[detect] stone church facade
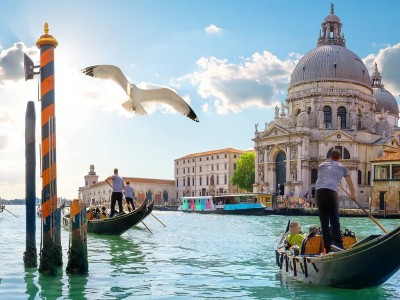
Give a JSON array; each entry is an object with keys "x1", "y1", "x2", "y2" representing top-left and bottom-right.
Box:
[{"x1": 253, "y1": 5, "x2": 400, "y2": 207}]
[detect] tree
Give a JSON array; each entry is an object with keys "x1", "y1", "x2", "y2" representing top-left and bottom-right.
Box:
[{"x1": 231, "y1": 152, "x2": 255, "y2": 192}]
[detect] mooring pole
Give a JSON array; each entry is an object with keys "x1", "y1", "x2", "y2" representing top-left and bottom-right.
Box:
[
  {"x1": 66, "y1": 200, "x2": 88, "y2": 274},
  {"x1": 37, "y1": 23, "x2": 61, "y2": 274},
  {"x1": 24, "y1": 101, "x2": 37, "y2": 268}
]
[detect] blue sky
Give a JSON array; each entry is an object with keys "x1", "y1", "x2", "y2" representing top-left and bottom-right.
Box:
[{"x1": 0, "y1": 0, "x2": 399, "y2": 199}]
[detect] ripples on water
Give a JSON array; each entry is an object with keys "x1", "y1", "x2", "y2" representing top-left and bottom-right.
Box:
[{"x1": 0, "y1": 206, "x2": 399, "y2": 299}]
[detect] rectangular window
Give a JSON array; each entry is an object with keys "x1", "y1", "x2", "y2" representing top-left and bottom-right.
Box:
[
  {"x1": 176, "y1": 169, "x2": 178, "y2": 174},
  {"x1": 212, "y1": 165, "x2": 214, "y2": 171},
  {"x1": 217, "y1": 164, "x2": 219, "y2": 171},
  {"x1": 224, "y1": 175, "x2": 227, "y2": 184},
  {"x1": 374, "y1": 165, "x2": 390, "y2": 179},
  {"x1": 200, "y1": 166, "x2": 202, "y2": 172},
  {"x1": 200, "y1": 177, "x2": 202, "y2": 186},
  {"x1": 207, "y1": 157, "x2": 209, "y2": 160},
  {"x1": 192, "y1": 177, "x2": 194, "y2": 186},
  {"x1": 200, "y1": 158, "x2": 202, "y2": 161},
  {"x1": 176, "y1": 179, "x2": 178, "y2": 187},
  {"x1": 225, "y1": 154, "x2": 227, "y2": 158},
  {"x1": 216, "y1": 175, "x2": 219, "y2": 185},
  {"x1": 234, "y1": 163, "x2": 237, "y2": 170},
  {"x1": 207, "y1": 176, "x2": 209, "y2": 185},
  {"x1": 217, "y1": 155, "x2": 219, "y2": 159},
  {"x1": 225, "y1": 163, "x2": 227, "y2": 170},
  {"x1": 184, "y1": 168, "x2": 185, "y2": 174},
  {"x1": 183, "y1": 178, "x2": 185, "y2": 186},
  {"x1": 234, "y1": 155, "x2": 237, "y2": 158},
  {"x1": 392, "y1": 165, "x2": 400, "y2": 179},
  {"x1": 192, "y1": 167, "x2": 195, "y2": 173}
]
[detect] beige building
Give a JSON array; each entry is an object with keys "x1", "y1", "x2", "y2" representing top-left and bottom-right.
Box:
[
  {"x1": 252, "y1": 5, "x2": 400, "y2": 208},
  {"x1": 78, "y1": 165, "x2": 176, "y2": 206},
  {"x1": 174, "y1": 148, "x2": 246, "y2": 198},
  {"x1": 371, "y1": 150, "x2": 400, "y2": 215}
]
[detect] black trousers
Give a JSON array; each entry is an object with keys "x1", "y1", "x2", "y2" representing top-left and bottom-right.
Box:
[
  {"x1": 126, "y1": 197, "x2": 135, "y2": 211},
  {"x1": 110, "y1": 192, "x2": 123, "y2": 217},
  {"x1": 316, "y1": 188, "x2": 343, "y2": 252}
]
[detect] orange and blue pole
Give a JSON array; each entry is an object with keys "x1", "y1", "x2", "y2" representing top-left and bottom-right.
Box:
[{"x1": 37, "y1": 23, "x2": 61, "y2": 274}]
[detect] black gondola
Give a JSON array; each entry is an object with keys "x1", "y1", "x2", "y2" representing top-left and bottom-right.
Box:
[
  {"x1": 275, "y1": 225, "x2": 400, "y2": 289},
  {"x1": 87, "y1": 200, "x2": 154, "y2": 235}
]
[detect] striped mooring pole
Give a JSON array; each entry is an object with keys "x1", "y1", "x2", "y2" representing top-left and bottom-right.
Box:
[
  {"x1": 24, "y1": 101, "x2": 37, "y2": 268},
  {"x1": 37, "y1": 23, "x2": 62, "y2": 275},
  {"x1": 66, "y1": 200, "x2": 88, "y2": 274}
]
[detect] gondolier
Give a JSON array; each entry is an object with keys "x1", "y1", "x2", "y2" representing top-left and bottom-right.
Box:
[
  {"x1": 315, "y1": 148, "x2": 355, "y2": 253},
  {"x1": 106, "y1": 168, "x2": 125, "y2": 217}
]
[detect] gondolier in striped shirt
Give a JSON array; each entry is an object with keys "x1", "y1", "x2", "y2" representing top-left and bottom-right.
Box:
[
  {"x1": 315, "y1": 148, "x2": 356, "y2": 253},
  {"x1": 106, "y1": 168, "x2": 125, "y2": 217}
]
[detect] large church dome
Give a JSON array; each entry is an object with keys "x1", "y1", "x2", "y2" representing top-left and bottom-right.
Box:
[
  {"x1": 289, "y1": 45, "x2": 371, "y2": 88},
  {"x1": 371, "y1": 63, "x2": 399, "y2": 115}
]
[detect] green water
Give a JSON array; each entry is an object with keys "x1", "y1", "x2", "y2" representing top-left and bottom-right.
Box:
[{"x1": 0, "y1": 206, "x2": 399, "y2": 299}]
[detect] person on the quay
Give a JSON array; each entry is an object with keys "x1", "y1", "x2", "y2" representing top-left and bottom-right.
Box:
[
  {"x1": 106, "y1": 168, "x2": 125, "y2": 217},
  {"x1": 124, "y1": 182, "x2": 135, "y2": 212},
  {"x1": 315, "y1": 148, "x2": 355, "y2": 253}
]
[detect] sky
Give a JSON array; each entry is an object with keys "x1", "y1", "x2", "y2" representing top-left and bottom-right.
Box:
[{"x1": 0, "y1": 0, "x2": 399, "y2": 200}]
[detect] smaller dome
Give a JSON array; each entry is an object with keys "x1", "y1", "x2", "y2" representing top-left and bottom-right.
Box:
[
  {"x1": 374, "y1": 88, "x2": 399, "y2": 115},
  {"x1": 324, "y1": 13, "x2": 341, "y2": 23}
]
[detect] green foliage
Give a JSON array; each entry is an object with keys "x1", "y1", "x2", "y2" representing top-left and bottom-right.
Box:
[{"x1": 231, "y1": 152, "x2": 255, "y2": 192}]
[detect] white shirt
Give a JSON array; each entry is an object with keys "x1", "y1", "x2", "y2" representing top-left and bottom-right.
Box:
[
  {"x1": 125, "y1": 185, "x2": 133, "y2": 198},
  {"x1": 112, "y1": 175, "x2": 124, "y2": 193}
]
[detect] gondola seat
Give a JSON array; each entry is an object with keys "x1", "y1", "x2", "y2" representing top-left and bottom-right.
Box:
[
  {"x1": 301, "y1": 235, "x2": 324, "y2": 255},
  {"x1": 343, "y1": 235, "x2": 357, "y2": 249}
]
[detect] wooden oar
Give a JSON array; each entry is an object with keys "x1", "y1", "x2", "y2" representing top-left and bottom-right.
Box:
[
  {"x1": 151, "y1": 213, "x2": 166, "y2": 227},
  {"x1": 4, "y1": 207, "x2": 19, "y2": 218},
  {"x1": 338, "y1": 184, "x2": 388, "y2": 234}
]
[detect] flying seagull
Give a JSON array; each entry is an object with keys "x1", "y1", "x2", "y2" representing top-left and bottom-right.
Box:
[{"x1": 82, "y1": 65, "x2": 199, "y2": 122}]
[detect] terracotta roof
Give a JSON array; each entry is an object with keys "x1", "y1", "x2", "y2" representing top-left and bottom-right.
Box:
[
  {"x1": 370, "y1": 150, "x2": 400, "y2": 162},
  {"x1": 177, "y1": 148, "x2": 246, "y2": 160},
  {"x1": 85, "y1": 177, "x2": 174, "y2": 189}
]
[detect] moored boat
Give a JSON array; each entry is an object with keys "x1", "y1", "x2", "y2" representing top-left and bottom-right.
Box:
[
  {"x1": 87, "y1": 200, "x2": 154, "y2": 235},
  {"x1": 275, "y1": 225, "x2": 400, "y2": 289},
  {"x1": 180, "y1": 194, "x2": 265, "y2": 215},
  {"x1": 0, "y1": 204, "x2": 4, "y2": 212}
]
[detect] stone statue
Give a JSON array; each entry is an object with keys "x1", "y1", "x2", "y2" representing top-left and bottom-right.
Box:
[
  {"x1": 337, "y1": 116, "x2": 341, "y2": 129},
  {"x1": 258, "y1": 148, "x2": 264, "y2": 163},
  {"x1": 255, "y1": 123, "x2": 259, "y2": 133},
  {"x1": 290, "y1": 144, "x2": 297, "y2": 159},
  {"x1": 319, "y1": 109, "x2": 324, "y2": 129},
  {"x1": 275, "y1": 105, "x2": 279, "y2": 119},
  {"x1": 265, "y1": 121, "x2": 268, "y2": 131},
  {"x1": 280, "y1": 103, "x2": 286, "y2": 116}
]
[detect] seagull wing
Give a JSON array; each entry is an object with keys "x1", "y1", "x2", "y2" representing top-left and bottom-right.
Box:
[
  {"x1": 133, "y1": 86, "x2": 199, "y2": 122},
  {"x1": 82, "y1": 65, "x2": 130, "y2": 95}
]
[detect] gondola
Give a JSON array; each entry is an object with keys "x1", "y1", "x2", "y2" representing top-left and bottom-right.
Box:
[
  {"x1": 87, "y1": 200, "x2": 154, "y2": 235},
  {"x1": 275, "y1": 225, "x2": 400, "y2": 289}
]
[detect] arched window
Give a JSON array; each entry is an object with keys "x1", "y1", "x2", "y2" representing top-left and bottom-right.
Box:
[
  {"x1": 311, "y1": 169, "x2": 318, "y2": 184},
  {"x1": 326, "y1": 146, "x2": 351, "y2": 160},
  {"x1": 323, "y1": 106, "x2": 332, "y2": 128},
  {"x1": 357, "y1": 109, "x2": 362, "y2": 129},
  {"x1": 187, "y1": 177, "x2": 190, "y2": 186},
  {"x1": 337, "y1": 106, "x2": 347, "y2": 129},
  {"x1": 358, "y1": 170, "x2": 362, "y2": 185}
]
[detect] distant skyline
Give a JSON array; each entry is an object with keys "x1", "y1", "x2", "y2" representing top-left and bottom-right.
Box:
[{"x1": 0, "y1": 0, "x2": 399, "y2": 199}]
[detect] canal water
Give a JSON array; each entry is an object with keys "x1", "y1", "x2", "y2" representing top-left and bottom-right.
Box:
[{"x1": 0, "y1": 206, "x2": 399, "y2": 299}]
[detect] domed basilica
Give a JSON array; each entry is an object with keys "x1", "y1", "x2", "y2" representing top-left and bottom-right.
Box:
[{"x1": 253, "y1": 4, "x2": 400, "y2": 207}]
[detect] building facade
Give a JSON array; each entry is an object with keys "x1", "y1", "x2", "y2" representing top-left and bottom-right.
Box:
[
  {"x1": 371, "y1": 150, "x2": 400, "y2": 215},
  {"x1": 78, "y1": 165, "x2": 176, "y2": 206},
  {"x1": 253, "y1": 5, "x2": 400, "y2": 208},
  {"x1": 174, "y1": 148, "x2": 246, "y2": 199}
]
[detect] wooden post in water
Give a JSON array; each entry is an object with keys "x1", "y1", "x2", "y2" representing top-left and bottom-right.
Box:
[
  {"x1": 24, "y1": 101, "x2": 37, "y2": 268},
  {"x1": 66, "y1": 199, "x2": 88, "y2": 274},
  {"x1": 37, "y1": 23, "x2": 62, "y2": 274}
]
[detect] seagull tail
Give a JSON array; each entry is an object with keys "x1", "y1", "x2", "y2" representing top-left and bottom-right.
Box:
[{"x1": 122, "y1": 100, "x2": 147, "y2": 116}]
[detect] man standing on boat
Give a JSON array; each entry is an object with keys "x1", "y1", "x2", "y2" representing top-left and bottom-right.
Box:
[
  {"x1": 315, "y1": 148, "x2": 356, "y2": 253},
  {"x1": 106, "y1": 168, "x2": 125, "y2": 217},
  {"x1": 124, "y1": 182, "x2": 135, "y2": 212}
]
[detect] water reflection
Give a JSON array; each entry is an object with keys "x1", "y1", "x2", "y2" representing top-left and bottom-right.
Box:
[
  {"x1": 67, "y1": 274, "x2": 88, "y2": 299},
  {"x1": 38, "y1": 269, "x2": 64, "y2": 299},
  {"x1": 24, "y1": 268, "x2": 39, "y2": 300}
]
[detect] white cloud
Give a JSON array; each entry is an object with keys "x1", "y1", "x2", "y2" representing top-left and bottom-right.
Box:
[
  {"x1": 202, "y1": 103, "x2": 209, "y2": 112},
  {"x1": 176, "y1": 51, "x2": 296, "y2": 114},
  {"x1": 205, "y1": 24, "x2": 223, "y2": 34},
  {"x1": 363, "y1": 43, "x2": 400, "y2": 95}
]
